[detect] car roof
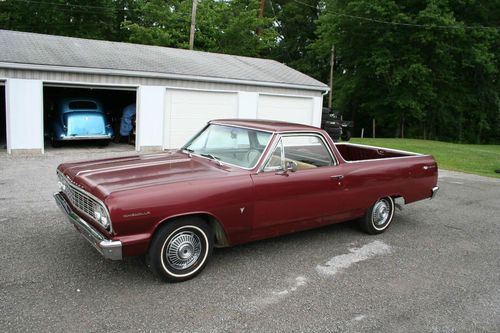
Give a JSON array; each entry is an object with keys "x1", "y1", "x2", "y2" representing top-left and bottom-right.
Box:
[{"x1": 210, "y1": 119, "x2": 321, "y2": 133}]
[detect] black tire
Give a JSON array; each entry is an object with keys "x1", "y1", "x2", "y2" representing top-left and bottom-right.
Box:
[
  {"x1": 146, "y1": 217, "x2": 213, "y2": 282},
  {"x1": 341, "y1": 129, "x2": 352, "y2": 141},
  {"x1": 324, "y1": 125, "x2": 341, "y2": 132},
  {"x1": 51, "y1": 137, "x2": 62, "y2": 148},
  {"x1": 360, "y1": 197, "x2": 395, "y2": 234},
  {"x1": 98, "y1": 140, "x2": 110, "y2": 147},
  {"x1": 325, "y1": 132, "x2": 341, "y2": 142}
]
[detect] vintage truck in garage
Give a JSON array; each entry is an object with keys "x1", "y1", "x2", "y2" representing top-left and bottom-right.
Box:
[{"x1": 54, "y1": 119, "x2": 439, "y2": 282}]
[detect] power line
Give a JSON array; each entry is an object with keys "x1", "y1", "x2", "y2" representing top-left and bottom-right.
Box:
[
  {"x1": 6, "y1": 0, "x2": 118, "y2": 10},
  {"x1": 6, "y1": 0, "x2": 497, "y2": 31},
  {"x1": 292, "y1": 0, "x2": 500, "y2": 31},
  {"x1": 1, "y1": 0, "x2": 192, "y2": 23},
  {"x1": 4, "y1": 0, "x2": 190, "y2": 19}
]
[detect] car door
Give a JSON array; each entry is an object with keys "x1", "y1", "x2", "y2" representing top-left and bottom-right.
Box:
[{"x1": 249, "y1": 133, "x2": 346, "y2": 240}]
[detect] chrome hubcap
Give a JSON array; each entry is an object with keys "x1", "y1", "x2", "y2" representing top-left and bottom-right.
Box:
[
  {"x1": 373, "y1": 200, "x2": 390, "y2": 227},
  {"x1": 166, "y1": 231, "x2": 201, "y2": 270}
]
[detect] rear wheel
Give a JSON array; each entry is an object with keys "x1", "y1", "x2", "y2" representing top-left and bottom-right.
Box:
[
  {"x1": 51, "y1": 136, "x2": 62, "y2": 148},
  {"x1": 360, "y1": 197, "x2": 395, "y2": 234},
  {"x1": 98, "y1": 140, "x2": 110, "y2": 147},
  {"x1": 146, "y1": 217, "x2": 213, "y2": 282},
  {"x1": 341, "y1": 129, "x2": 352, "y2": 141}
]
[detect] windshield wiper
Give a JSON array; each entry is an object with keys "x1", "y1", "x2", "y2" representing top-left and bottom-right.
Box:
[
  {"x1": 200, "y1": 153, "x2": 224, "y2": 166},
  {"x1": 181, "y1": 147, "x2": 194, "y2": 155}
]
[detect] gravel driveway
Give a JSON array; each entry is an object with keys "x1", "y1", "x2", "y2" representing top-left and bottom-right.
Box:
[{"x1": 1, "y1": 147, "x2": 499, "y2": 332}]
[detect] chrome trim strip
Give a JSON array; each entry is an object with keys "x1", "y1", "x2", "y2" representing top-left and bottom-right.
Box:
[
  {"x1": 342, "y1": 154, "x2": 431, "y2": 163},
  {"x1": 336, "y1": 142, "x2": 427, "y2": 157},
  {"x1": 431, "y1": 186, "x2": 439, "y2": 199},
  {"x1": 208, "y1": 121, "x2": 275, "y2": 133},
  {"x1": 59, "y1": 135, "x2": 112, "y2": 140},
  {"x1": 54, "y1": 192, "x2": 122, "y2": 260},
  {"x1": 334, "y1": 142, "x2": 432, "y2": 164}
]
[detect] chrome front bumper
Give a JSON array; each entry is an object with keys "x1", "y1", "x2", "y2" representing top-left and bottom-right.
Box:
[
  {"x1": 54, "y1": 192, "x2": 122, "y2": 260},
  {"x1": 59, "y1": 135, "x2": 112, "y2": 141},
  {"x1": 431, "y1": 186, "x2": 439, "y2": 199}
]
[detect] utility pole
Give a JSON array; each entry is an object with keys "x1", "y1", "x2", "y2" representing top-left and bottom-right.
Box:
[
  {"x1": 256, "y1": 0, "x2": 266, "y2": 35},
  {"x1": 258, "y1": 0, "x2": 266, "y2": 18},
  {"x1": 328, "y1": 44, "x2": 335, "y2": 109},
  {"x1": 189, "y1": 0, "x2": 198, "y2": 50}
]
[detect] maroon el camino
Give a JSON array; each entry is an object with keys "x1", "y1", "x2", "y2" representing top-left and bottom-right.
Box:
[{"x1": 54, "y1": 119, "x2": 439, "y2": 282}]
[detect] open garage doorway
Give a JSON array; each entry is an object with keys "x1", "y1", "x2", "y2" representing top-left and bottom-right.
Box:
[
  {"x1": 43, "y1": 84, "x2": 137, "y2": 152},
  {"x1": 0, "y1": 84, "x2": 5, "y2": 150}
]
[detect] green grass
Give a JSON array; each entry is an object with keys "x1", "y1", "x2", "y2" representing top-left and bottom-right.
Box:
[{"x1": 350, "y1": 138, "x2": 500, "y2": 178}]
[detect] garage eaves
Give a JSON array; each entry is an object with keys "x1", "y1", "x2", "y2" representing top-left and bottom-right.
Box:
[
  {"x1": 0, "y1": 61, "x2": 328, "y2": 92},
  {"x1": 0, "y1": 30, "x2": 329, "y2": 93}
]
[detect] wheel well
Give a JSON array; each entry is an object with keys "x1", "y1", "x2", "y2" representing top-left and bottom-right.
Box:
[
  {"x1": 391, "y1": 195, "x2": 405, "y2": 205},
  {"x1": 152, "y1": 214, "x2": 229, "y2": 248}
]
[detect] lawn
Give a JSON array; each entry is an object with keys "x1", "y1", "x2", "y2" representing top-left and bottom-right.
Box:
[{"x1": 349, "y1": 138, "x2": 500, "y2": 178}]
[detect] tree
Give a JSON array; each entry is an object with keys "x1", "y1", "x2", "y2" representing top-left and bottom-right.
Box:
[
  {"x1": 312, "y1": 0, "x2": 499, "y2": 143},
  {"x1": 270, "y1": 0, "x2": 326, "y2": 81},
  {"x1": 121, "y1": 0, "x2": 277, "y2": 55},
  {"x1": 0, "y1": 0, "x2": 118, "y2": 40}
]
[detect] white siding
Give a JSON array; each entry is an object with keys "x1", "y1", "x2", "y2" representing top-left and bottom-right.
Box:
[
  {"x1": 312, "y1": 96, "x2": 323, "y2": 127},
  {"x1": 164, "y1": 89, "x2": 238, "y2": 149},
  {"x1": 6, "y1": 79, "x2": 43, "y2": 152},
  {"x1": 0, "y1": 68, "x2": 325, "y2": 98},
  {"x1": 237, "y1": 92, "x2": 258, "y2": 119},
  {"x1": 257, "y1": 95, "x2": 314, "y2": 125},
  {"x1": 137, "y1": 86, "x2": 164, "y2": 150}
]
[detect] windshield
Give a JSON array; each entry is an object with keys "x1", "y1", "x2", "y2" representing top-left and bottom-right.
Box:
[
  {"x1": 68, "y1": 101, "x2": 98, "y2": 110},
  {"x1": 182, "y1": 124, "x2": 273, "y2": 169}
]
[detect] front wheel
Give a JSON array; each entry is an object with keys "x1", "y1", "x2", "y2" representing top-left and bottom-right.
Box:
[
  {"x1": 147, "y1": 217, "x2": 213, "y2": 282},
  {"x1": 360, "y1": 197, "x2": 395, "y2": 234}
]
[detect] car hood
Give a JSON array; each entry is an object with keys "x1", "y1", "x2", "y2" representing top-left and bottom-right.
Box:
[{"x1": 58, "y1": 151, "x2": 240, "y2": 200}]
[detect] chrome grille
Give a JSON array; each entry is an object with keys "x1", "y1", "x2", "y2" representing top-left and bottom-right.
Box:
[
  {"x1": 58, "y1": 172, "x2": 111, "y2": 229},
  {"x1": 65, "y1": 186, "x2": 99, "y2": 218}
]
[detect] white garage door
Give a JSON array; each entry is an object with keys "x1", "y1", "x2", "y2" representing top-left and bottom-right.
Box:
[
  {"x1": 257, "y1": 95, "x2": 313, "y2": 125},
  {"x1": 164, "y1": 90, "x2": 238, "y2": 149}
]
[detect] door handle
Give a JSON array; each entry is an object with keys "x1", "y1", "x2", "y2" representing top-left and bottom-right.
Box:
[{"x1": 331, "y1": 175, "x2": 344, "y2": 181}]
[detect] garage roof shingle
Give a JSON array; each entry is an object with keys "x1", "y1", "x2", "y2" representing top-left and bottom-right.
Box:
[{"x1": 0, "y1": 29, "x2": 327, "y2": 91}]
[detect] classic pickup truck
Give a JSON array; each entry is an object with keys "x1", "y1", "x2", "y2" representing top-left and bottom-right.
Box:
[{"x1": 54, "y1": 119, "x2": 438, "y2": 282}]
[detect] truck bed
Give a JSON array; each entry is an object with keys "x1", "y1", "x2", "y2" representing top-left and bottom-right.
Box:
[{"x1": 335, "y1": 143, "x2": 421, "y2": 161}]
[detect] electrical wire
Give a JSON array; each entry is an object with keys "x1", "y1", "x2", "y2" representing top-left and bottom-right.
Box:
[
  {"x1": 292, "y1": 0, "x2": 500, "y2": 31},
  {"x1": 5, "y1": 0, "x2": 498, "y2": 31},
  {"x1": 3, "y1": 0, "x2": 191, "y2": 19}
]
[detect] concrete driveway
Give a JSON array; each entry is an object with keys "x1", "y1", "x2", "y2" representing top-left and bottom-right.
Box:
[{"x1": 0, "y1": 148, "x2": 499, "y2": 332}]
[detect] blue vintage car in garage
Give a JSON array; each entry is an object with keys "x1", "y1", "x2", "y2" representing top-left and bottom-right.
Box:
[{"x1": 51, "y1": 98, "x2": 113, "y2": 147}]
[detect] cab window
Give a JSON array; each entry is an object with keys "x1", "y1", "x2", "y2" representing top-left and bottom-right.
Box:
[{"x1": 264, "y1": 135, "x2": 334, "y2": 171}]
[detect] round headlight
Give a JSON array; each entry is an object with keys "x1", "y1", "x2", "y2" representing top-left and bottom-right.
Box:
[
  {"x1": 94, "y1": 211, "x2": 101, "y2": 220},
  {"x1": 101, "y1": 216, "x2": 109, "y2": 228}
]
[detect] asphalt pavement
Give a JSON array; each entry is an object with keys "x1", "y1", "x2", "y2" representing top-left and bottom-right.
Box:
[{"x1": 0, "y1": 146, "x2": 499, "y2": 332}]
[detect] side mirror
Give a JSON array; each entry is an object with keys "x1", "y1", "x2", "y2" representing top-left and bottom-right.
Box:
[
  {"x1": 286, "y1": 160, "x2": 298, "y2": 173},
  {"x1": 276, "y1": 160, "x2": 298, "y2": 176}
]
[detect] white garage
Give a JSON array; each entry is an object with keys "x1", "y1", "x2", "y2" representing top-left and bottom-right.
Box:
[
  {"x1": 164, "y1": 90, "x2": 238, "y2": 149},
  {"x1": 257, "y1": 95, "x2": 314, "y2": 125},
  {"x1": 0, "y1": 29, "x2": 328, "y2": 154}
]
